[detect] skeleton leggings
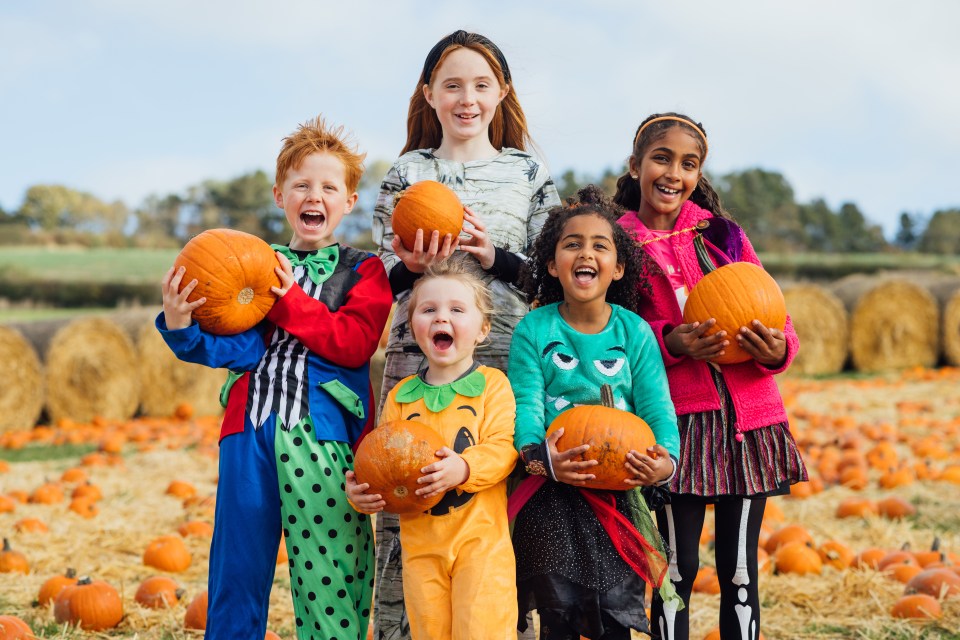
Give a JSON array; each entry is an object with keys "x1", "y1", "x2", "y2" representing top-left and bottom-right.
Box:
[{"x1": 650, "y1": 494, "x2": 767, "y2": 640}]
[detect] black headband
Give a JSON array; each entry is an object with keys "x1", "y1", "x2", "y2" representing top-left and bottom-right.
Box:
[{"x1": 422, "y1": 30, "x2": 512, "y2": 86}]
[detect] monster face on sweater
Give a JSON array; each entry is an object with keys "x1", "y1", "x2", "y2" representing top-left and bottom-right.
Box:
[{"x1": 541, "y1": 337, "x2": 630, "y2": 415}]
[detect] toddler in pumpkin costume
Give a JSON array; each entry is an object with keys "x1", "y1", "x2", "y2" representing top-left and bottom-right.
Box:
[
  {"x1": 347, "y1": 260, "x2": 518, "y2": 640},
  {"x1": 158, "y1": 116, "x2": 392, "y2": 640}
]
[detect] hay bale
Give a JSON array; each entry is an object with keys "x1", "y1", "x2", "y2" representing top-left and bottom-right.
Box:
[
  {"x1": 136, "y1": 319, "x2": 226, "y2": 418},
  {"x1": 926, "y1": 278, "x2": 960, "y2": 366},
  {"x1": 831, "y1": 275, "x2": 939, "y2": 373},
  {"x1": 782, "y1": 284, "x2": 849, "y2": 376},
  {"x1": 42, "y1": 317, "x2": 141, "y2": 424},
  {"x1": 0, "y1": 326, "x2": 44, "y2": 431}
]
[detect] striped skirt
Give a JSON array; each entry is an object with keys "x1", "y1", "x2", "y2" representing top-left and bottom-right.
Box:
[{"x1": 669, "y1": 369, "x2": 807, "y2": 498}]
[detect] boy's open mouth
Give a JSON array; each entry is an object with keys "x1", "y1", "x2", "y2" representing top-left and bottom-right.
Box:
[
  {"x1": 301, "y1": 212, "x2": 326, "y2": 228},
  {"x1": 432, "y1": 332, "x2": 454, "y2": 351}
]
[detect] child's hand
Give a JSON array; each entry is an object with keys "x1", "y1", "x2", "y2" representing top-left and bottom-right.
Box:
[
  {"x1": 458, "y1": 207, "x2": 495, "y2": 270},
  {"x1": 736, "y1": 319, "x2": 787, "y2": 367},
  {"x1": 624, "y1": 445, "x2": 674, "y2": 486},
  {"x1": 391, "y1": 229, "x2": 459, "y2": 274},
  {"x1": 416, "y1": 447, "x2": 469, "y2": 499},
  {"x1": 665, "y1": 320, "x2": 728, "y2": 361},
  {"x1": 161, "y1": 265, "x2": 205, "y2": 330},
  {"x1": 345, "y1": 471, "x2": 385, "y2": 514},
  {"x1": 547, "y1": 427, "x2": 598, "y2": 486},
  {"x1": 270, "y1": 251, "x2": 295, "y2": 298}
]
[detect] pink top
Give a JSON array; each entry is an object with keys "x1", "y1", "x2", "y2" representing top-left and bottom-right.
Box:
[
  {"x1": 618, "y1": 200, "x2": 800, "y2": 436},
  {"x1": 642, "y1": 228, "x2": 689, "y2": 310}
]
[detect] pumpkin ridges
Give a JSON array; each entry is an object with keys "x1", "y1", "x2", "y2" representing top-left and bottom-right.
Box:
[
  {"x1": 0, "y1": 615, "x2": 34, "y2": 639},
  {"x1": 53, "y1": 576, "x2": 123, "y2": 631},
  {"x1": 391, "y1": 181, "x2": 464, "y2": 252},
  {"x1": 353, "y1": 420, "x2": 446, "y2": 514}
]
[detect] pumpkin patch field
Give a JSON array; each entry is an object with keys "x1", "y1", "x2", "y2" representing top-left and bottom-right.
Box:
[{"x1": 2, "y1": 368, "x2": 960, "y2": 638}]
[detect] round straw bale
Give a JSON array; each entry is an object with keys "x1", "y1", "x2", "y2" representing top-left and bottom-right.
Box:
[
  {"x1": 782, "y1": 284, "x2": 849, "y2": 376},
  {"x1": 831, "y1": 275, "x2": 939, "y2": 372},
  {"x1": 0, "y1": 325, "x2": 44, "y2": 431},
  {"x1": 136, "y1": 319, "x2": 226, "y2": 418},
  {"x1": 43, "y1": 317, "x2": 141, "y2": 423},
  {"x1": 925, "y1": 278, "x2": 960, "y2": 366}
]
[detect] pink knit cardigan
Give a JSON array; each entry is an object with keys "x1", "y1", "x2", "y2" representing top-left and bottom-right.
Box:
[{"x1": 618, "y1": 201, "x2": 799, "y2": 438}]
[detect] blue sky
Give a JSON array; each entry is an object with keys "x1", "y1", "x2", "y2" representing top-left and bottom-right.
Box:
[{"x1": 2, "y1": 1, "x2": 958, "y2": 239}]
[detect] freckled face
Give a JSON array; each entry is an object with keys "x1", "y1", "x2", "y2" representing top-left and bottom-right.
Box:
[
  {"x1": 273, "y1": 152, "x2": 357, "y2": 251},
  {"x1": 423, "y1": 47, "x2": 507, "y2": 146}
]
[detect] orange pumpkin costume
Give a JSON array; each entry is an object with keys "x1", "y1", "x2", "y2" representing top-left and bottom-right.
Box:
[{"x1": 379, "y1": 365, "x2": 518, "y2": 640}]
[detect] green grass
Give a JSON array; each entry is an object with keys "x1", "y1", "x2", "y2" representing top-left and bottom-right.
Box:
[
  {"x1": 0, "y1": 443, "x2": 97, "y2": 463},
  {"x1": 0, "y1": 246, "x2": 178, "y2": 283}
]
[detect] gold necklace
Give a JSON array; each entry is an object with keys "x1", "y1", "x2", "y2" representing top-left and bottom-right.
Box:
[{"x1": 636, "y1": 224, "x2": 698, "y2": 247}]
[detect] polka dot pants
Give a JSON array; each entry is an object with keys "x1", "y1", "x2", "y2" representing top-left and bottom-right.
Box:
[{"x1": 277, "y1": 420, "x2": 375, "y2": 640}]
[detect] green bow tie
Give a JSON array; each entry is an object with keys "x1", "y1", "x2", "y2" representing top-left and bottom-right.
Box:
[
  {"x1": 395, "y1": 369, "x2": 487, "y2": 412},
  {"x1": 271, "y1": 244, "x2": 339, "y2": 286}
]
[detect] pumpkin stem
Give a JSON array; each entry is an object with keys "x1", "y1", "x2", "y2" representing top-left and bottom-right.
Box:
[
  {"x1": 693, "y1": 233, "x2": 716, "y2": 274},
  {"x1": 600, "y1": 384, "x2": 615, "y2": 408},
  {"x1": 931, "y1": 536, "x2": 941, "y2": 551},
  {"x1": 2, "y1": 538, "x2": 10, "y2": 551},
  {"x1": 77, "y1": 576, "x2": 93, "y2": 586},
  {"x1": 66, "y1": 568, "x2": 77, "y2": 579}
]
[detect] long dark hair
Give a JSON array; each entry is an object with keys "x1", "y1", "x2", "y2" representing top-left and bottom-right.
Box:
[
  {"x1": 520, "y1": 185, "x2": 653, "y2": 314},
  {"x1": 612, "y1": 112, "x2": 731, "y2": 219},
  {"x1": 401, "y1": 30, "x2": 531, "y2": 154}
]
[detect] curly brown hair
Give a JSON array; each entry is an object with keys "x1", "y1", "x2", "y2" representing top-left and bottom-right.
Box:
[{"x1": 520, "y1": 184, "x2": 654, "y2": 314}]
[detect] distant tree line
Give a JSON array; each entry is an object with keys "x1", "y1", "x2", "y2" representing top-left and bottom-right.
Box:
[{"x1": 1, "y1": 164, "x2": 958, "y2": 255}]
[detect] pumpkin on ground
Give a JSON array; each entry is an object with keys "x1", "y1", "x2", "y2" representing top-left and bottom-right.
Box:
[
  {"x1": 390, "y1": 180, "x2": 463, "y2": 252},
  {"x1": 353, "y1": 420, "x2": 446, "y2": 514},
  {"x1": 682, "y1": 256, "x2": 786, "y2": 365},
  {"x1": 53, "y1": 577, "x2": 123, "y2": 631},
  {"x1": 0, "y1": 615, "x2": 34, "y2": 639},
  {"x1": 774, "y1": 541, "x2": 823, "y2": 575},
  {"x1": 184, "y1": 590, "x2": 208, "y2": 630},
  {"x1": 891, "y1": 593, "x2": 942, "y2": 619},
  {"x1": 0, "y1": 539, "x2": 29, "y2": 574},
  {"x1": 905, "y1": 568, "x2": 960, "y2": 598},
  {"x1": 37, "y1": 568, "x2": 78, "y2": 606},
  {"x1": 135, "y1": 576, "x2": 184, "y2": 609},
  {"x1": 143, "y1": 535, "x2": 192, "y2": 573},
  {"x1": 545, "y1": 384, "x2": 656, "y2": 491},
  {"x1": 174, "y1": 228, "x2": 281, "y2": 335}
]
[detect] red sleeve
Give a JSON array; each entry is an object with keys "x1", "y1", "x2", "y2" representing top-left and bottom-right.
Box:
[{"x1": 266, "y1": 256, "x2": 392, "y2": 369}]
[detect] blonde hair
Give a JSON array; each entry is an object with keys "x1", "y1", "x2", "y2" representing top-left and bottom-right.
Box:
[
  {"x1": 275, "y1": 115, "x2": 366, "y2": 193},
  {"x1": 406, "y1": 261, "x2": 494, "y2": 329}
]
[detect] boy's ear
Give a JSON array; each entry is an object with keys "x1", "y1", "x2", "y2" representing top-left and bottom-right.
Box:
[
  {"x1": 344, "y1": 192, "x2": 358, "y2": 215},
  {"x1": 546, "y1": 259, "x2": 558, "y2": 278},
  {"x1": 272, "y1": 184, "x2": 283, "y2": 209},
  {"x1": 613, "y1": 262, "x2": 625, "y2": 281}
]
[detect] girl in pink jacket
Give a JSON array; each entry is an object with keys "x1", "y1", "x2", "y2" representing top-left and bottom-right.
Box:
[{"x1": 614, "y1": 112, "x2": 807, "y2": 640}]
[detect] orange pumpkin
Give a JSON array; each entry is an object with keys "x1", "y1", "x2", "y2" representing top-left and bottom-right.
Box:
[
  {"x1": 353, "y1": 420, "x2": 446, "y2": 514},
  {"x1": 37, "y1": 568, "x2": 78, "y2": 606},
  {"x1": 174, "y1": 228, "x2": 281, "y2": 335},
  {"x1": 143, "y1": 535, "x2": 192, "y2": 573},
  {"x1": 134, "y1": 576, "x2": 184, "y2": 609},
  {"x1": 0, "y1": 538, "x2": 29, "y2": 574},
  {"x1": 545, "y1": 384, "x2": 656, "y2": 491},
  {"x1": 13, "y1": 518, "x2": 48, "y2": 534},
  {"x1": 682, "y1": 261, "x2": 786, "y2": 365},
  {"x1": 877, "y1": 495, "x2": 916, "y2": 520},
  {"x1": 774, "y1": 541, "x2": 822, "y2": 575},
  {"x1": 391, "y1": 180, "x2": 463, "y2": 252},
  {"x1": 0, "y1": 615, "x2": 34, "y2": 639},
  {"x1": 905, "y1": 568, "x2": 960, "y2": 598},
  {"x1": 178, "y1": 520, "x2": 214, "y2": 538},
  {"x1": 817, "y1": 540, "x2": 855, "y2": 571},
  {"x1": 891, "y1": 593, "x2": 942, "y2": 619},
  {"x1": 53, "y1": 577, "x2": 123, "y2": 631},
  {"x1": 184, "y1": 590, "x2": 208, "y2": 630},
  {"x1": 763, "y1": 524, "x2": 814, "y2": 555}
]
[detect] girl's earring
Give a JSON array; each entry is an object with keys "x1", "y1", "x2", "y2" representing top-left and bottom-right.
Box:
[{"x1": 630, "y1": 173, "x2": 638, "y2": 179}]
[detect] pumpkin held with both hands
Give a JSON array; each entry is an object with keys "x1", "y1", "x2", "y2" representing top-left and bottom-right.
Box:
[
  {"x1": 353, "y1": 419, "x2": 446, "y2": 514},
  {"x1": 682, "y1": 236, "x2": 786, "y2": 364},
  {"x1": 174, "y1": 228, "x2": 281, "y2": 335},
  {"x1": 545, "y1": 384, "x2": 657, "y2": 491},
  {"x1": 391, "y1": 180, "x2": 464, "y2": 252}
]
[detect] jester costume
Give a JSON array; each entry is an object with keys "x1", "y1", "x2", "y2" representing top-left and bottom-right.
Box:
[
  {"x1": 507, "y1": 302, "x2": 681, "y2": 639},
  {"x1": 157, "y1": 244, "x2": 392, "y2": 640},
  {"x1": 379, "y1": 364, "x2": 518, "y2": 640}
]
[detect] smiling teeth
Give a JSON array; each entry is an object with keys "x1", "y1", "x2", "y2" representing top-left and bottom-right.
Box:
[{"x1": 657, "y1": 185, "x2": 679, "y2": 195}]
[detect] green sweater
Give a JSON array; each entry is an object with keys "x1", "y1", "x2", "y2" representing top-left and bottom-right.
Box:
[{"x1": 508, "y1": 302, "x2": 680, "y2": 458}]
